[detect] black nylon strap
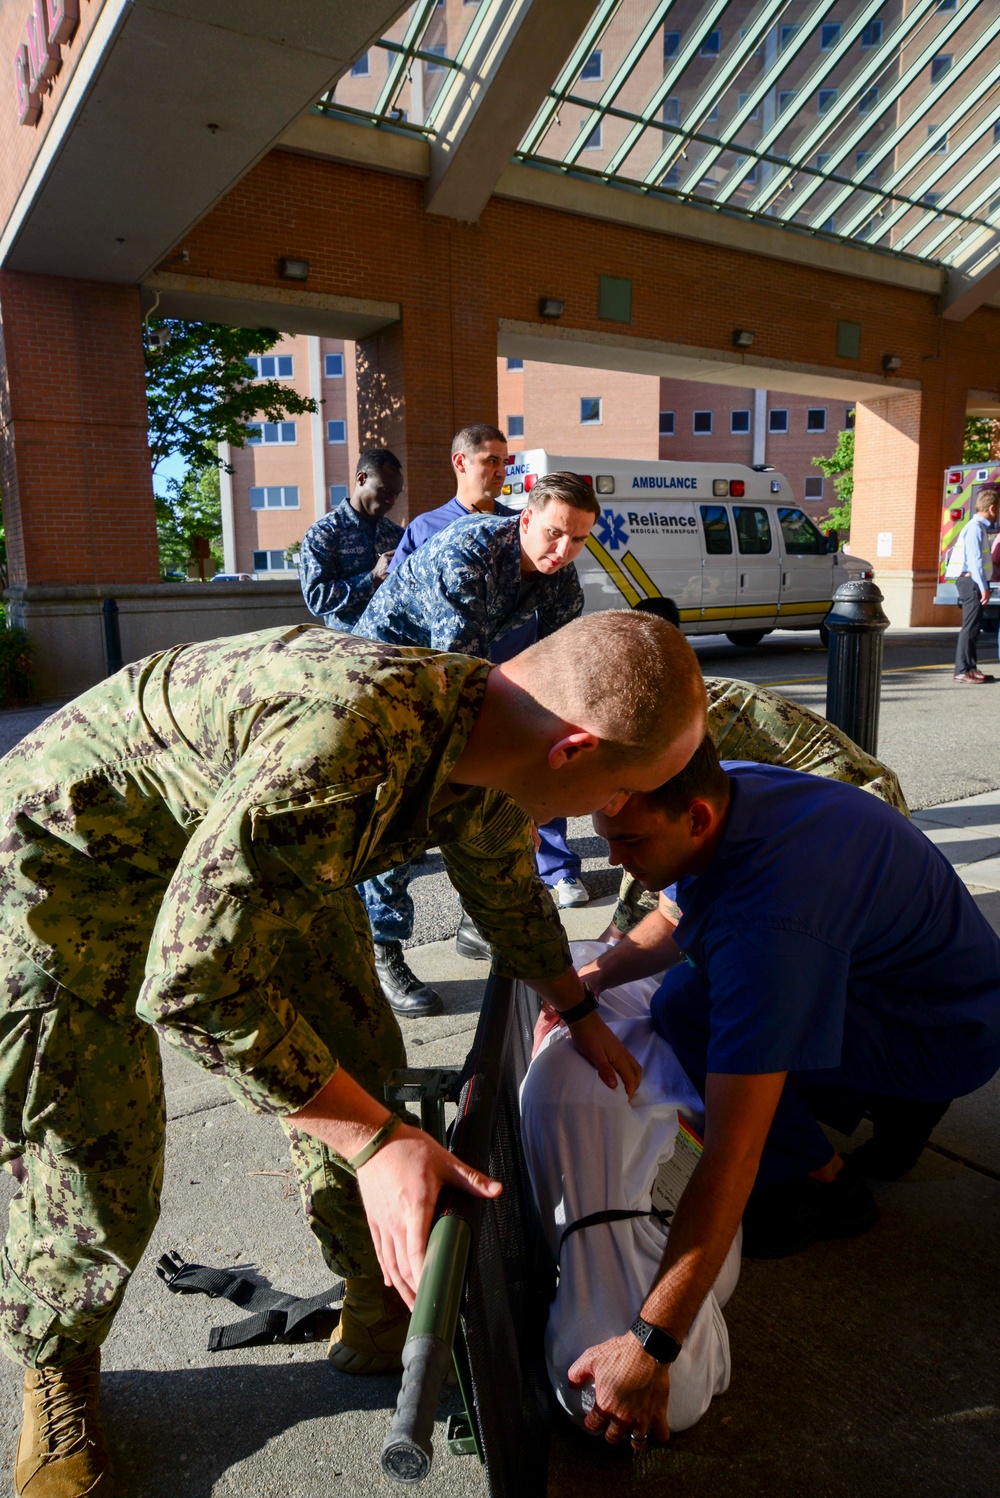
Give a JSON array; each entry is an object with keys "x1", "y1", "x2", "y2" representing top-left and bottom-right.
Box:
[
  {"x1": 557, "y1": 1206, "x2": 673, "y2": 1263},
  {"x1": 157, "y1": 1252, "x2": 343, "y2": 1350}
]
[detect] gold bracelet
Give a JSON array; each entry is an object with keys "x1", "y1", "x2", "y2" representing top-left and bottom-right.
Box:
[{"x1": 347, "y1": 1113, "x2": 402, "y2": 1175}]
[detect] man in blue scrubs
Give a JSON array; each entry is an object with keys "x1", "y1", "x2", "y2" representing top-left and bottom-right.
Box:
[{"x1": 562, "y1": 739, "x2": 1000, "y2": 1448}]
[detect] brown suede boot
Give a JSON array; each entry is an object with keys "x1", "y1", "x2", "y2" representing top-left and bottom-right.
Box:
[
  {"x1": 15, "y1": 1350, "x2": 112, "y2": 1496},
  {"x1": 328, "y1": 1277, "x2": 410, "y2": 1375}
]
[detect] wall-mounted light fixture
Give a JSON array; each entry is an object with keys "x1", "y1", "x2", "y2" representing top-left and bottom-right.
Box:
[
  {"x1": 732, "y1": 329, "x2": 755, "y2": 348},
  {"x1": 882, "y1": 353, "x2": 902, "y2": 373},
  {"x1": 538, "y1": 297, "x2": 564, "y2": 319},
  {"x1": 279, "y1": 257, "x2": 310, "y2": 282}
]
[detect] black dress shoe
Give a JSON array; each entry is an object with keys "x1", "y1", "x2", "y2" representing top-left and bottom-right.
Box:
[
  {"x1": 455, "y1": 910, "x2": 493, "y2": 962},
  {"x1": 373, "y1": 941, "x2": 442, "y2": 1017},
  {"x1": 741, "y1": 1159, "x2": 878, "y2": 1259}
]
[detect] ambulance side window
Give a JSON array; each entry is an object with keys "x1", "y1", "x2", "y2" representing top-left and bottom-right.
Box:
[
  {"x1": 777, "y1": 507, "x2": 823, "y2": 555},
  {"x1": 699, "y1": 505, "x2": 733, "y2": 554},
  {"x1": 733, "y1": 506, "x2": 772, "y2": 554}
]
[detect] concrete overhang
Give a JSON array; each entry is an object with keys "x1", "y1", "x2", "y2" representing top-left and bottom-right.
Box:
[
  {"x1": 966, "y1": 389, "x2": 1000, "y2": 418},
  {"x1": 1, "y1": 0, "x2": 410, "y2": 284},
  {"x1": 941, "y1": 233, "x2": 1000, "y2": 322},
  {"x1": 140, "y1": 273, "x2": 400, "y2": 339},
  {"x1": 498, "y1": 319, "x2": 920, "y2": 403}
]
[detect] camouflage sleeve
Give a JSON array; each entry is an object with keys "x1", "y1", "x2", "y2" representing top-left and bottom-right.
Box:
[
  {"x1": 440, "y1": 791, "x2": 571, "y2": 982},
  {"x1": 535, "y1": 563, "x2": 584, "y2": 639},
  {"x1": 424, "y1": 559, "x2": 495, "y2": 656},
  {"x1": 300, "y1": 520, "x2": 378, "y2": 624}
]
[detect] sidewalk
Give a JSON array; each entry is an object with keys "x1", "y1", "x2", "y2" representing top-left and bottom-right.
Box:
[{"x1": 0, "y1": 799, "x2": 998, "y2": 1496}]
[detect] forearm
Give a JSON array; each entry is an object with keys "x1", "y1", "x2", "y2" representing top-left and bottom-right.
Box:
[
  {"x1": 581, "y1": 907, "x2": 682, "y2": 994},
  {"x1": 287, "y1": 1064, "x2": 389, "y2": 1157}
]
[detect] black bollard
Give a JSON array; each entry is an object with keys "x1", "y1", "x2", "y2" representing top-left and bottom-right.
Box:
[
  {"x1": 825, "y1": 579, "x2": 889, "y2": 757},
  {"x1": 102, "y1": 597, "x2": 123, "y2": 677}
]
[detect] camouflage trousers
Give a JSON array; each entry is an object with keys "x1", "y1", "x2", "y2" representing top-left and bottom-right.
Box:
[
  {"x1": 611, "y1": 873, "x2": 682, "y2": 936},
  {"x1": 0, "y1": 892, "x2": 405, "y2": 1369}
]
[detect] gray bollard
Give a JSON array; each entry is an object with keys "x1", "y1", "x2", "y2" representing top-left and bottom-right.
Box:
[
  {"x1": 825, "y1": 580, "x2": 889, "y2": 757},
  {"x1": 102, "y1": 597, "x2": 123, "y2": 676}
]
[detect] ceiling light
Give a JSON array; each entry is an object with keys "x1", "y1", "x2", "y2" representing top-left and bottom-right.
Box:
[{"x1": 882, "y1": 353, "x2": 902, "y2": 373}]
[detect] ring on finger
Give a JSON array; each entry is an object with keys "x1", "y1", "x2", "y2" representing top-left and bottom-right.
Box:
[{"x1": 630, "y1": 1430, "x2": 649, "y2": 1449}]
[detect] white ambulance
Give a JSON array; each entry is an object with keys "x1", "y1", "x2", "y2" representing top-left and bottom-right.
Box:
[
  {"x1": 503, "y1": 450, "x2": 874, "y2": 646},
  {"x1": 934, "y1": 462, "x2": 1000, "y2": 608}
]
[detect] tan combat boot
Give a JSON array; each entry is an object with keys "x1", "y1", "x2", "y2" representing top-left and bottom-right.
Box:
[
  {"x1": 15, "y1": 1350, "x2": 112, "y2": 1497},
  {"x1": 328, "y1": 1277, "x2": 410, "y2": 1375}
]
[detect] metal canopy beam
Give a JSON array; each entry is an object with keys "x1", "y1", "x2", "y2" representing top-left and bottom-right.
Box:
[{"x1": 941, "y1": 237, "x2": 1000, "y2": 322}]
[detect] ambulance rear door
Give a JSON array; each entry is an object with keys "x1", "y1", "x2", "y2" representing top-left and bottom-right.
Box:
[{"x1": 584, "y1": 492, "x2": 702, "y2": 618}]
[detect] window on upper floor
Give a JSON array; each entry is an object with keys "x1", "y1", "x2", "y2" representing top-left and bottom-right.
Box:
[
  {"x1": 693, "y1": 410, "x2": 713, "y2": 434},
  {"x1": 731, "y1": 409, "x2": 751, "y2": 434},
  {"x1": 250, "y1": 485, "x2": 299, "y2": 510},
  {"x1": 820, "y1": 23, "x2": 841, "y2": 50},
  {"x1": 861, "y1": 21, "x2": 882, "y2": 48},
  {"x1": 246, "y1": 354, "x2": 293, "y2": 379},
  {"x1": 581, "y1": 122, "x2": 603, "y2": 150},
  {"x1": 246, "y1": 421, "x2": 296, "y2": 445},
  {"x1": 659, "y1": 411, "x2": 675, "y2": 435},
  {"x1": 931, "y1": 54, "x2": 953, "y2": 84},
  {"x1": 327, "y1": 420, "x2": 347, "y2": 443},
  {"x1": 253, "y1": 549, "x2": 296, "y2": 573},
  {"x1": 700, "y1": 30, "x2": 721, "y2": 58},
  {"x1": 664, "y1": 30, "x2": 681, "y2": 59},
  {"x1": 506, "y1": 357, "x2": 524, "y2": 371},
  {"x1": 581, "y1": 50, "x2": 602, "y2": 81},
  {"x1": 807, "y1": 408, "x2": 827, "y2": 433},
  {"x1": 325, "y1": 353, "x2": 344, "y2": 378},
  {"x1": 350, "y1": 53, "x2": 370, "y2": 77},
  {"x1": 769, "y1": 408, "x2": 789, "y2": 434},
  {"x1": 581, "y1": 398, "x2": 602, "y2": 425},
  {"x1": 818, "y1": 88, "x2": 838, "y2": 115},
  {"x1": 507, "y1": 415, "x2": 524, "y2": 438},
  {"x1": 329, "y1": 484, "x2": 349, "y2": 509}
]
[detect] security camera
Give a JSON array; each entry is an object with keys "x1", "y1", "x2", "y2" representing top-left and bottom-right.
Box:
[{"x1": 149, "y1": 327, "x2": 172, "y2": 347}]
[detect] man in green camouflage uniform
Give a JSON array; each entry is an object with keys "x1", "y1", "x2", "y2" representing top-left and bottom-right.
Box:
[
  {"x1": 0, "y1": 615, "x2": 704, "y2": 1497},
  {"x1": 609, "y1": 675, "x2": 909, "y2": 935}
]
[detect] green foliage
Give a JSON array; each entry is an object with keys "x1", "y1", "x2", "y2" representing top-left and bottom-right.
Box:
[
  {"x1": 145, "y1": 320, "x2": 317, "y2": 473},
  {"x1": 0, "y1": 625, "x2": 33, "y2": 705},
  {"x1": 156, "y1": 456, "x2": 224, "y2": 578},
  {"x1": 963, "y1": 417, "x2": 994, "y2": 463},
  {"x1": 812, "y1": 422, "x2": 854, "y2": 540}
]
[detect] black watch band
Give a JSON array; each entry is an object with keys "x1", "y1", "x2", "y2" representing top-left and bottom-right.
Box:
[
  {"x1": 629, "y1": 1315, "x2": 682, "y2": 1365},
  {"x1": 557, "y1": 984, "x2": 599, "y2": 1026}
]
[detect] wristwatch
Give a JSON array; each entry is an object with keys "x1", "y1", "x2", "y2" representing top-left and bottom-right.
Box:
[
  {"x1": 557, "y1": 983, "x2": 599, "y2": 1026},
  {"x1": 629, "y1": 1314, "x2": 682, "y2": 1365}
]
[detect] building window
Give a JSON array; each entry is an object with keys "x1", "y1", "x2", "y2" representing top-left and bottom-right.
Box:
[
  {"x1": 659, "y1": 410, "x2": 675, "y2": 435},
  {"x1": 778, "y1": 90, "x2": 796, "y2": 113},
  {"x1": 931, "y1": 54, "x2": 953, "y2": 84},
  {"x1": 845, "y1": 407, "x2": 856, "y2": 429},
  {"x1": 818, "y1": 88, "x2": 838, "y2": 115},
  {"x1": 253, "y1": 549, "x2": 294, "y2": 572},
  {"x1": 705, "y1": 100, "x2": 720, "y2": 124},
  {"x1": 820, "y1": 23, "x2": 841, "y2": 50},
  {"x1": 858, "y1": 86, "x2": 879, "y2": 115},
  {"x1": 581, "y1": 50, "x2": 602, "y2": 80},
  {"x1": 663, "y1": 96, "x2": 681, "y2": 126},
  {"x1": 662, "y1": 166, "x2": 680, "y2": 187},
  {"x1": 937, "y1": 0, "x2": 957, "y2": 9},
  {"x1": 737, "y1": 92, "x2": 758, "y2": 120},
  {"x1": 506, "y1": 357, "x2": 523, "y2": 371},
  {"x1": 780, "y1": 25, "x2": 799, "y2": 50},
  {"x1": 769, "y1": 408, "x2": 789, "y2": 434},
  {"x1": 580, "y1": 398, "x2": 602, "y2": 425},
  {"x1": 856, "y1": 150, "x2": 876, "y2": 179},
  {"x1": 731, "y1": 409, "x2": 751, "y2": 434},
  {"x1": 700, "y1": 30, "x2": 721, "y2": 57},
  {"x1": 581, "y1": 122, "x2": 603, "y2": 150},
  {"x1": 325, "y1": 353, "x2": 344, "y2": 378},
  {"x1": 861, "y1": 21, "x2": 882, "y2": 48},
  {"x1": 327, "y1": 420, "x2": 347, "y2": 444},
  {"x1": 663, "y1": 29, "x2": 681, "y2": 59},
  {"x1": 329, "y1": 484, "x2": 348, "y2": 509},
  {"x1": 693, "y1": 410, "x2": 713, "y2": 435},
  {"x1": 247, "y1": 421, "x2": 296, "y2": 444},
  {"x1": 822, "y1": 217, "x2": 836, "y2": 233},
  {"x1": 807, "y1": 408, "x2": 827, "y2": 433},
  {"x1": 922, "y1": 192, "x2": 943, "y2": 220},
  {"x1": 928, "y1": 126, "x2": 948, "y2": 154},
  {"x1": 507, "y1": 415, "x2": 524, "y2": 438},
  {"x1": 249, "y1": 485, "x2": 299, "y2": 510},
  {"x1": 745, "y1": 163, "x2": 758, "y2": 184},
  {"x1": 350, "y1": 52, "x2": 370, "y2": 77},
  {"x1": 817, "y1": 153, "x2": 832, "y2": 170},
  {"x1": 803, "y1": 476, "x2": 825, "y2": 499},
  {"x1": 426, "y1": 44, "x2": 447, "y2": 70},
  {"x1": 246, "y1": 354, "x2": 293, "y2": 379}
]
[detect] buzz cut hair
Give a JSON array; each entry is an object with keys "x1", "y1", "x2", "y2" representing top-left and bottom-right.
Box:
[
  {"x1": 451, "y1": 424, "x2": 507, "y2": 457},
  {"x1": 975, "y1": 486, "x2": 999, "y2": 513},
  {"x1": 526, "y1": 470, "x2": 600, "y2": 520},
  {"x1": 640, "y1": 734, "x2": 730, "y2": 818},
  {"x1": 513, "y1": 609, "x2": 706, "y2": 762},
  {"x1": 357, "y1": 447, "x2": 402, "y2": 480}
]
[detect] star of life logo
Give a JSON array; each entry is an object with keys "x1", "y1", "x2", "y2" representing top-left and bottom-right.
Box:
[{"x1": 596, "y1": 509, "x2": 628, "y2": 551}]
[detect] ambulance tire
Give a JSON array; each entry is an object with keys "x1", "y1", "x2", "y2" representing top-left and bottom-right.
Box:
[{"x1": 725, "y1": 630, "x2": 768, "y2": 647}]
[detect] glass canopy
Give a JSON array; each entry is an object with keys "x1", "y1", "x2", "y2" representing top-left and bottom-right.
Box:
[{"x1": 318, "y1": 0, "x2": 1000, "y2": 269}]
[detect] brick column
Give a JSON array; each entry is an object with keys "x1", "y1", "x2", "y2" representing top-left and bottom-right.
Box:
[
  {"x1": 851, "y1": 373, "x2": 967, "y2": 627},
  {"x1": 0, "y1": 271, "x2": 159, "y2": 586}
]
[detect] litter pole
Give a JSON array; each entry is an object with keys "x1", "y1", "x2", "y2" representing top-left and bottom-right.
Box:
[
  {"x1": 381, "y1": 1212, "x2": 471, "y2": 1483},
  {"x1": 102, "y1": 597, "x2": 123, "y2": 676},
  {"x1": 824, "y1": 579, "x2": 889, "y2": 757}
]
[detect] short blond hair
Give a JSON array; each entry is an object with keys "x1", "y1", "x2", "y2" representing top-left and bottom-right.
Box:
[
  {"x1": 975, "y1": 486, "x2": 999, "y2": 513},
  {"x1": 512, "y1": 610, "x2": 706, "y2": 758}
]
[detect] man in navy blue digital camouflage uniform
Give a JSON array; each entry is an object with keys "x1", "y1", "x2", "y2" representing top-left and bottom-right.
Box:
[
  {"x1": 299, "y1": 448, "x2": 404, "y2": 630},
  {"x1": 354, "y1": 470, "x2": 600, "y2": 1015}
]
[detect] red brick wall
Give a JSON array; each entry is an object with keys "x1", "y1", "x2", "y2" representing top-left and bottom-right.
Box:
[{"x1": 0, "y1": 270, "x2": 158, "y2": 586}]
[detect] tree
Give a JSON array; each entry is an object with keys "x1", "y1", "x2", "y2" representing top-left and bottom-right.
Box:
[
  {"x1": 155, "y1": 458, "x2": 224, "y2": 579},
  {"x1": 144, "y1": 320, "x2": 317, "y2": 474},
  {"x1": 962, "y1": 416, "x2": 1000, "y2": 463},
  {"x1": 812, "y1": 422, "x2": 855, "y2": 536}
]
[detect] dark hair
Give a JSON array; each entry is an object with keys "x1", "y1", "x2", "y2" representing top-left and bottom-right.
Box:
[
  {"x1": 451, "y1": 424, "x2": 506, "y2": 457},
  {"x1": 642, "y1": 735, "x2": 730, "y2": 818},
  {"x1": 633, "y1": 596, "x2": 681, "y2": 629},
  {"x1": 357, "y1": 447, "x2": 402, "y2": 480},
  {"x1": 526, "y1": 470, "x2": 600, "y2": 519}
]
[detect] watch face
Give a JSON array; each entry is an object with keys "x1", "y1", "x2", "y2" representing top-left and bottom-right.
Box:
[{"x1": 631, "y1": 1315, "x2": 681, "y2": 1364}]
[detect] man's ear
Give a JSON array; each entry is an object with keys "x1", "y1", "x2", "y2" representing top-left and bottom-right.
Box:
[
  {"x1": 548, "y1": 730, "x2": 601, "y2": 770},
  {"x1": 688, "y1": 798, "x2": 717, "y2": 838}
]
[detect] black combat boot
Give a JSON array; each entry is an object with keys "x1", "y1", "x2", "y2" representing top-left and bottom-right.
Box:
[
  {"x1": 454, "y1": 910, "x2": 493, "y2": 962},
  {"x1": 373, "y1": 941, "x2": 442, "y2": 1017}
]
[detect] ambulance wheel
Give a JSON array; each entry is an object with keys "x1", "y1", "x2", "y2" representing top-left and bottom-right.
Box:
[
  {"x1": 819, "y1": 622, "x2": 831, "y2": 649},
  {"x1": 725, "y1": 630, "x2": 767, "y2": 647}
]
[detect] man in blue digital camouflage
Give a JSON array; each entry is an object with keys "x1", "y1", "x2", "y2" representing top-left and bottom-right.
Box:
[
  {"x1": 0, "y1": 612, "x2": 705, "y2": 1498},
  {"x1": 354, "y1": 471, "x2": 599, "y2": 1016},
  {"x1": 299, "y1": 448, "x2": 404, "y2": 630}
]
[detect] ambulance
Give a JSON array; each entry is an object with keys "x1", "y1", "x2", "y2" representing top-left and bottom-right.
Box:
[
  {"x1": 503, "y1": 450, "x2": 875, "y2": 646},
  {"x1": 935, "y1": 462, "x2": 1000, "y2": 608}
]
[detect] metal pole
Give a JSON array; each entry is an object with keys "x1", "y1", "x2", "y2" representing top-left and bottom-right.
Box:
[
  {"x1": 102, "y1": 597, "x2": 123, "y2": 677},
  {"x1": 381, "y1": 1213, "x2": 471, "y2": 1483},
  {"x1": 824, "y1": 579, "x2": 889, "y2": 756}
]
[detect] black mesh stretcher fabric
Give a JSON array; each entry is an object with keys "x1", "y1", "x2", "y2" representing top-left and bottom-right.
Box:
[{"x1": 442, "y1": 974, "x2": 555, "y2": 1498}]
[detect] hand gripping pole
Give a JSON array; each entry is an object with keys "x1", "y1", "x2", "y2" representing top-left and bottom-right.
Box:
[{"x1": 380, "y1": 1212, "x2": 471, "y2": 1483}]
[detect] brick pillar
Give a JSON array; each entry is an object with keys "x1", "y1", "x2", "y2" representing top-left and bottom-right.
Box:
[
  {"x1": 851, "y1": 373, "x2": 967, "y2": 627},
  {"x1": 355, "y1": 292, "x2": 499, "y2": 525},
  {"x1": 0, "y1": 271, "x2": 158, "y2": 586}
]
